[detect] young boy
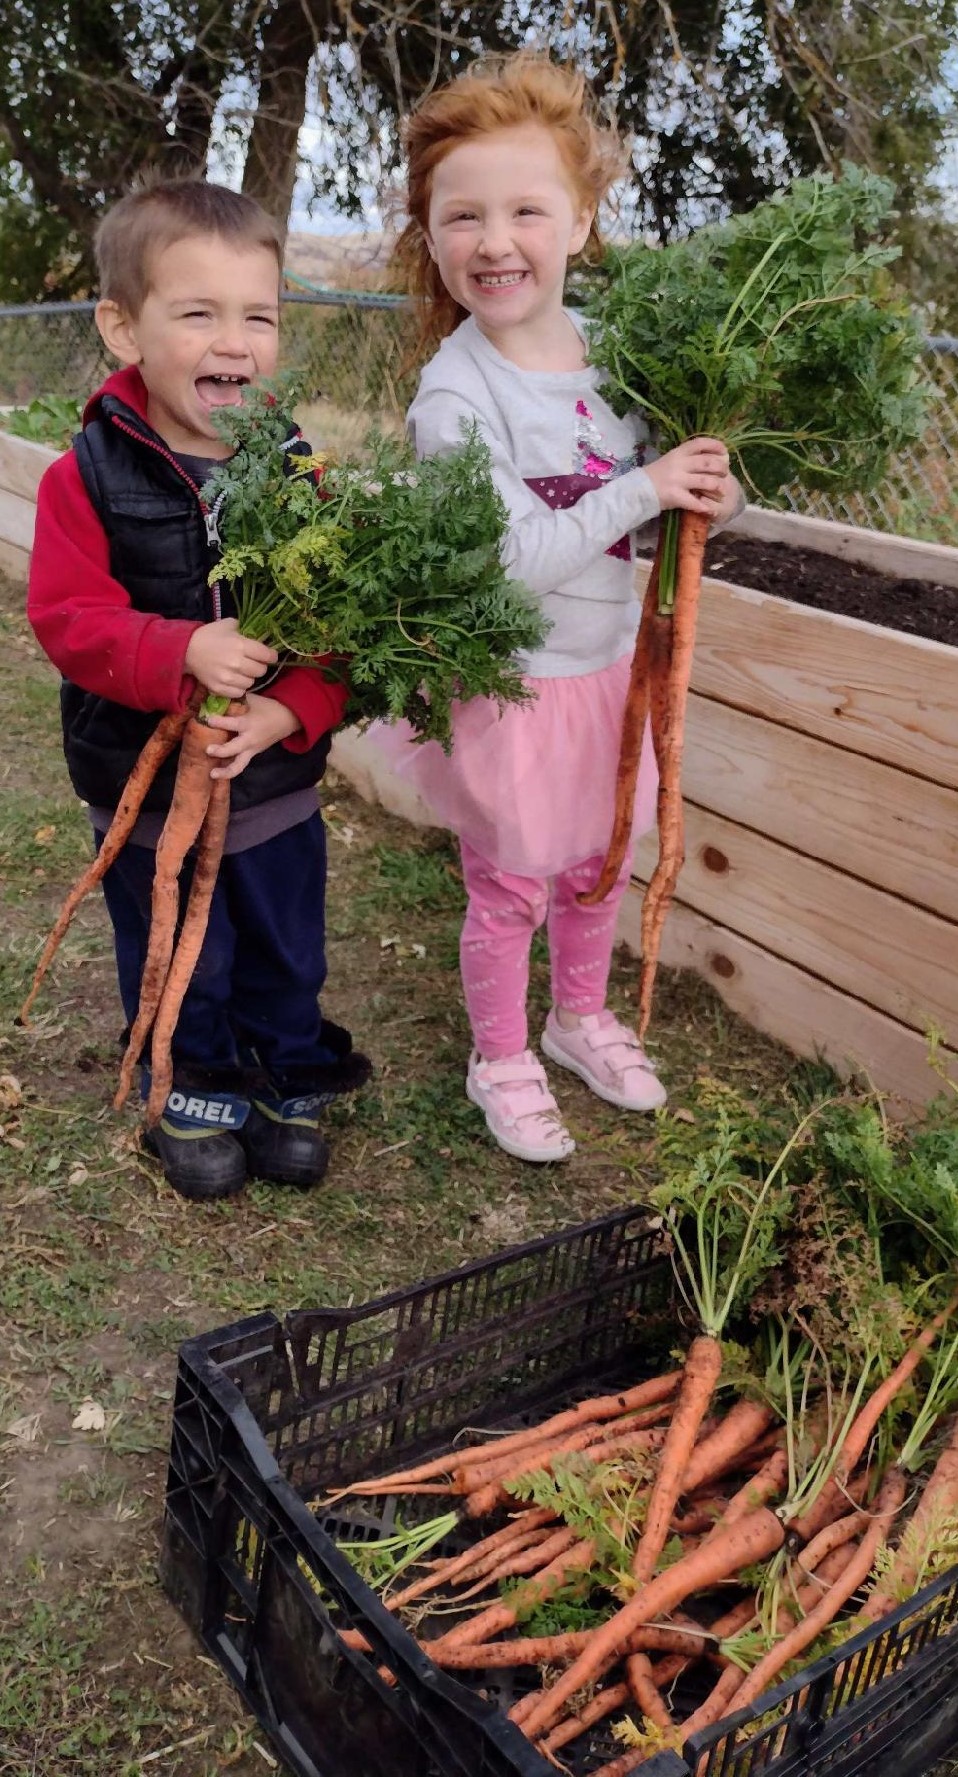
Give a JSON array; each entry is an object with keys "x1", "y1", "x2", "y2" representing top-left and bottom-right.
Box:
[{"x1": 28, "y1": 179, "x2": 370, "y2": 1202}]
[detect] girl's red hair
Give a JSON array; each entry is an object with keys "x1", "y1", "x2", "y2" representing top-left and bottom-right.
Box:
[{"x1": 393, "y1": 51, "x2": 626, "y2": 359}]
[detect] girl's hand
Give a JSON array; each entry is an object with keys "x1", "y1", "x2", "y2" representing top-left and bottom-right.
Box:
[
  {"x1": 644, "y1": 437, "x2": 733, "y2": 518},
  {"x1": 185, "y1": 617, "x2": 278, "y2": 699},
  {"x1": 204, "y1": 692, "x2": 301, "y2": 780}
]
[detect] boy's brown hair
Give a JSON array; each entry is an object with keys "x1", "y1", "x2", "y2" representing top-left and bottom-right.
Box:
[
  {"x1": 393, "y1": 51, "x2": 627, "y2": 358},
  {"x1": 95, "y1": 178, "x2": 285, "y2": 315}
]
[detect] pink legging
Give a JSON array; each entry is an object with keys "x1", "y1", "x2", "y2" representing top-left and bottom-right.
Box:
[{"x1": 459, "y1": 839, "x2": 633, "y2": 1060}]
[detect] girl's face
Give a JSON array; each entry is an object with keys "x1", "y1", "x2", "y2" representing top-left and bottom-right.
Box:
[{"x1": 425, "y1": 123, "x2": 594, "y2": 346}]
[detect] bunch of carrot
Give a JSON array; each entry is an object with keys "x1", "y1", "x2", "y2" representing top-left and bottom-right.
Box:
[
  {"x1": 17, "y1": 693, "x2": 234, "y2": 1122},
  {"x1": 311, "y1": 1081, "x2": 958, "y2": 1772},
  {"x1": 319, "y1": 1319, "x2": 958, "y2": 1775},
  {"x1": 578, "y1": 168, "x2": 928, "y2": 1040}
]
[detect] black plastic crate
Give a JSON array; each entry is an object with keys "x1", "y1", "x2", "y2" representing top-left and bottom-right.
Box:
[
  {"x1": 161, "y1": 1204, "x2": 958, "y2": 1777},
  {"x1": 160, "y1": 1204, "x2": 684, "y2": 1777},
  {"x1": 686, "y1": 1563, "x2": 958, "y2": 1777}
]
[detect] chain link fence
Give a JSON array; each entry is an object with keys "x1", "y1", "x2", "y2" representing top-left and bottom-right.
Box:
[{"x1": 0, "y1": 291, "x2": 955, "y2": 544}]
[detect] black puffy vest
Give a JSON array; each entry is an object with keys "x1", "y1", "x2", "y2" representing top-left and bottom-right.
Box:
[{"x1": 61, "y1": 394, "x2": 332, "y2": 813}]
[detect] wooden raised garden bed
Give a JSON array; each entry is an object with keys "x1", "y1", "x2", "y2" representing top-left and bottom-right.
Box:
[
  {"x1": 620, "y1": 509, "x2": 958, "y2": 1102},
  {"x1": 0, "y1": 427, "x2": 56, "y2": 580}
]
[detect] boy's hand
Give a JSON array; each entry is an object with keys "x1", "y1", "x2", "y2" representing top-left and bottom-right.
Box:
[
  {"x1": 205, "y1": 692, "x2": 301, "y2": 780},
  {"x1": 644, "y1": 437, "x2": 733, "y2": 518},
  {"x1": 185, "y1": 617, "x2": 278, "y2": 699}
]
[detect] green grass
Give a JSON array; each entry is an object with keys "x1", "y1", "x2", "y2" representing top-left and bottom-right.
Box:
[{"x1": 0, "y1": 562, "x2": 851, "y2": 1775}]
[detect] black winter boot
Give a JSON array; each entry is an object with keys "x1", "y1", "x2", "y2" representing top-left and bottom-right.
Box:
[
  {"x1": 140, "y1": 1068, "x2": 249, "y2": 1202},
  {"x1": 242, "y1": 1085, "x2": 331, "y2": 1189}
]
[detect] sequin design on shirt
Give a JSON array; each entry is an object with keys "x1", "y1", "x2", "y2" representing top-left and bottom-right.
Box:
[{"x1": 524, "y1": 398, "x2": 645, "y2": 562}]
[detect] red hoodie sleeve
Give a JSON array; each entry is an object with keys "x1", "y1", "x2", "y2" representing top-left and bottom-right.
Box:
[
  {"x1": 263, "y1": 661, "x2": 350, "y2": 751},
  {"x1": 27, "y1": 451, "x2": 202, "y2": 713}
]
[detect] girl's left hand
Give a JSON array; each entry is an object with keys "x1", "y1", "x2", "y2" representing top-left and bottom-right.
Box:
[{"x1": 205, "y1": 692, "x2": 301, "y2": 780}]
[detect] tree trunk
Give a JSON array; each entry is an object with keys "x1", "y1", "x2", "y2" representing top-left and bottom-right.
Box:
[{"x1": 242, "y1": 0, "x2": 333, "y2": 229}]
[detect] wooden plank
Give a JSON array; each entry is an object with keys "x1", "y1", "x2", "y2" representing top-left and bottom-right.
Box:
[
  {"x1": 682, "y1": 693, "x2": 958, "y2": 923},
  {"x1": 632, "y1": 565, "x2": 958, "y2": 791},
  {"x1": 0, "y1": 536, "x2": 30, "y2": 582},
  {"x1": 633, "y1": 804, "x2": 958, "y2": 1041},
  {"x1": 726, "y1": 504, "x2": 958, "y2": 590},
  {"x1": 330, "y1": 728, "x2": 438, "y2": 830},
  {"x1": 0, "y1": 484, "x2": 37, "y2": 555},
  {"x1": 0, "y1": 429, "x2": 58, "y2": 503},
  {"x1": 616, "y1": 890, "x2": 957, "y2": 1106}
]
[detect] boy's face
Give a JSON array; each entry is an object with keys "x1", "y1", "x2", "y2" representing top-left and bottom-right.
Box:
[{"x1": 95, "y1": 233, "x2": 281, "y2": 459}]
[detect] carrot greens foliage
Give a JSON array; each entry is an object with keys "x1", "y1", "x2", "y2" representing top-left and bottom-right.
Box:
[
  {"x1": 588, "y1": 166, "x2": 926, "y2": 500},
  {"x1": 586, "y1": 167, "x2": 928, "y2": 610},
  {"x1": 205, "y1": 386, "x2": 546, "y2": 747}
]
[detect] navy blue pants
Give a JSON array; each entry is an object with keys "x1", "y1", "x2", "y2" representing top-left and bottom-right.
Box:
[{"x1": 98, "y1": 811, "x2": 334, "y2": 1084}]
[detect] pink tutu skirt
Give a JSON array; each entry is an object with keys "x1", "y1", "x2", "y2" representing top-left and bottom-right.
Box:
[{"x1": 369, "y1": 651, "x2": 658, "y2": 878}]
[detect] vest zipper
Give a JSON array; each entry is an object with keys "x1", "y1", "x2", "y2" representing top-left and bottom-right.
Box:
[{"x1": 109, "y1": 414, "x2": 225, "y2": 619}]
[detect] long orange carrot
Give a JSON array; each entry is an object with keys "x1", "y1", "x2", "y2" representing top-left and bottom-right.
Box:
[
  {"x1": 425, "y1": 1537, "x2": 596, "y2": 1656},
  {"x1": 18, "y1": 707, "x2": 192, "y2": 1024},
  {"x1": 704, "y1": 1444, "x2": 789, "y2": 1538},
  {"x1": 452, "y1": 1531, "x2": 580, "y2": 1600},
  {"x1": 650, "y1": 1595, "x2": 758, "y2": 1692},
  {"x1": 679, "y1": 1399, "x2": 776, "y2": 1498},
  {"x1": 726, "y1": 1466, "x2": 905, "y2": 1715},
  {"x1": 455, "y1": 1402, "x2": 671, "y2": 1492},
  {"x1": 384, "y1": 1509, "x2": 556, "y2": 1611},
  {"x1": 674, "y1": 1660, "x2": 746, "y2": 1748},
  {"x1": 637, "y1": 509, "x2": 711, "y2": 1039},
  {"x1": 113, "y1": 714, "x2": 220, "y2": 1109},
  {"x1": 465, "y1": 1424, "x2": 671, "y2": 1522},
  {"x1": 542, "y1": 1681, "x2": 632, "y2": 1755},
  {"x1": 631, "y1": 1335, "x2": 724, "y2": 1584},
  {"x1": 787, "y1": 1300, "x2": 958, "y2": 1546},
  {"x1": 626, "y1": 1649, "x2": 674, "y2": 1732},
  {"x1": 779, "y1": 1539, "x2": 859, "y2": 1631},
  {"x1": 145, "y1": 769, "x2": 231, "y2": 1123},
  {"x1": 577, "y1": 534, "x2": 664, "y2": 908},
  {"x1": 518, "y1": 1504, "x2": 787, "y2": 1741},
  {"x1": 324, "y1": 1371, "x2": 682, "y2": 1499},
  {"x1": 429, "y1": 1621, "x2": 717, "y2": 1670},
  {"x1": 861, "y1": 1419, "x2": 958, "y2": 1621}
]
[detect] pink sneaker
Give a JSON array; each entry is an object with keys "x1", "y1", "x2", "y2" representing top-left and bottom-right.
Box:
[
  {"x1": 541, "y1": 1009, "x2": 667, "y2": 1112},
  {"x1": 466, "y1": 1050, "x2": 575, "y2": 1163}
]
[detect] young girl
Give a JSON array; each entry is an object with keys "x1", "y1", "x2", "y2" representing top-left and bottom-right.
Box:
[{"x1": 388, "y1": 51, "x2": 742, "y2": 1164}]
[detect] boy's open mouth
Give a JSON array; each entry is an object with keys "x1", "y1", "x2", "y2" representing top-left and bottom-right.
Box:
[{"x1": 196, "y1": 373, "x2": 251, "y2": 407}]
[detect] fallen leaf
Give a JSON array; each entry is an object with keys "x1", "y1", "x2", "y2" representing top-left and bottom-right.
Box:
[
  {"x1": 380, "y1": 934, "x2": 400, "y2": 950},
  {"x1": 33, "y1": 825, "x2": 57, "y2": 845},
  {"x1": 0, "y1": 1074, "x2": 22, "y2": 1112},
  {"x1": 72, "y1": 1398, "x2": 106, "y2": 1433},
  {"x1": 672, "y1": 1108, "x2": 696, "y2": 1124},
  {"x1": 67, "y1": 1165, "x2": 89, "y2": 1187},
  {"x1": 410, "y1": 942, "x2": 426, "y2": 959},
  {"x1": 4, "y1": 1412, "x2": 41, "y2": 1445}
]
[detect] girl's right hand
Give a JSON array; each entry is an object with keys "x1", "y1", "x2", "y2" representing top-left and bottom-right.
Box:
[
  {"x1": 184, "y1": 617, "x2": 278, "y2": 700},
  {"x1": 644, "y1": 437, "x2": 731, "y2": 517}
]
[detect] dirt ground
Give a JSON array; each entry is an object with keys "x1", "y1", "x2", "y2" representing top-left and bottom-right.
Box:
[{"x1": 0, "y1": 558, "x2": 951, "y2": 1777}]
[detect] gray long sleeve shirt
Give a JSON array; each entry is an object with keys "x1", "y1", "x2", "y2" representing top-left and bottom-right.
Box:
[{"x1": 407, "y1": 314, "x2": 661, "y2": 678}]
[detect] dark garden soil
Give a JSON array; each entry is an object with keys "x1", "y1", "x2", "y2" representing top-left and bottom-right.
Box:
[{"x1": 702, "y1": 533, "x2": 958, "y2": 649}]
